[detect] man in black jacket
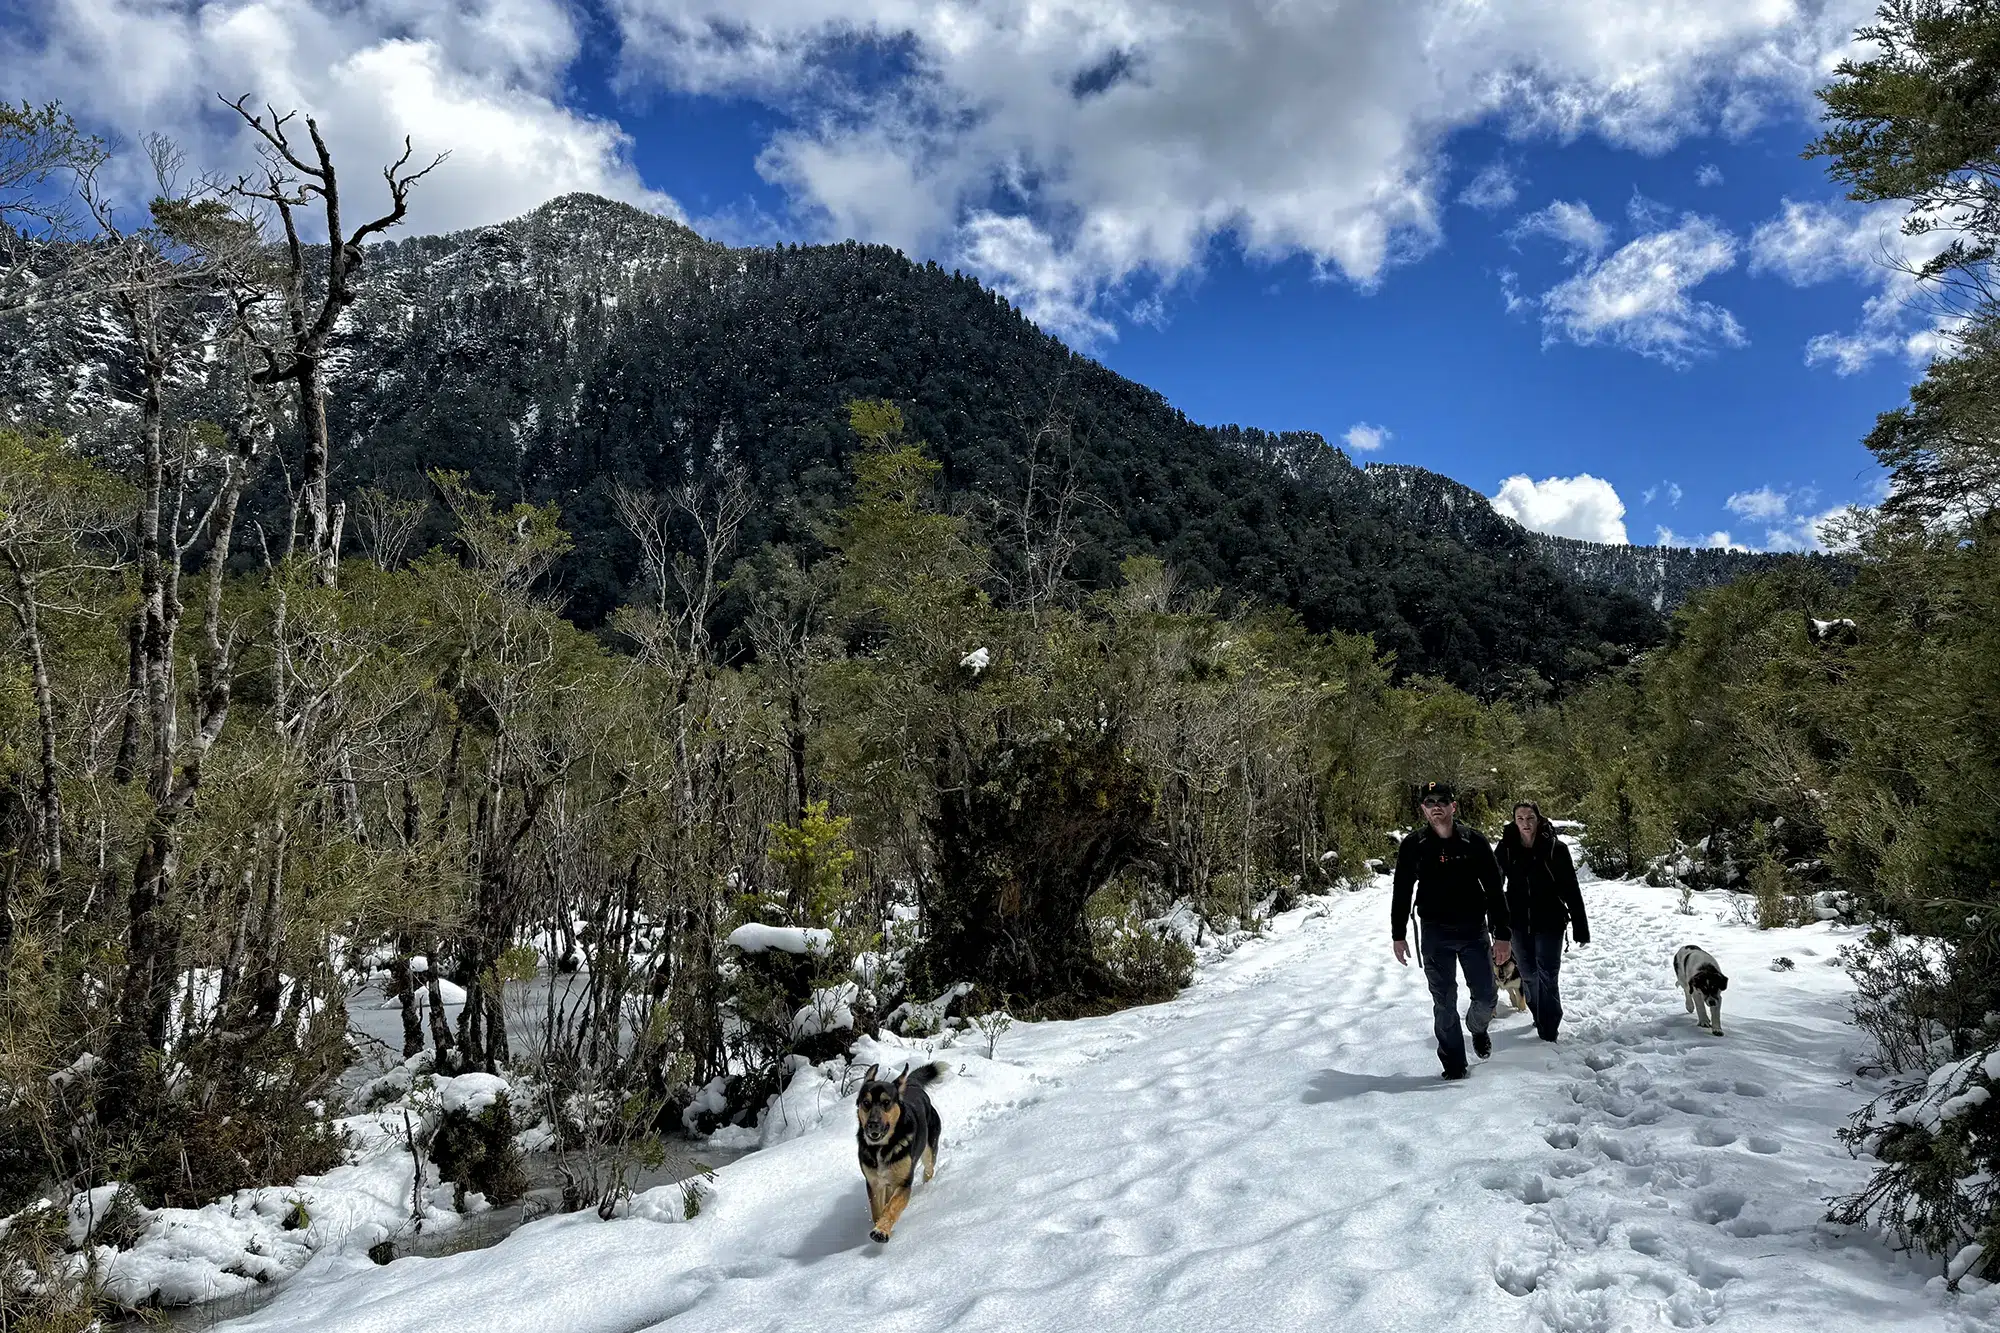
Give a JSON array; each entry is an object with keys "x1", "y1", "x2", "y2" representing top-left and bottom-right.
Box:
[
  {"x1": 1392, "y1": 781, "x2": 1512, "y2": 1080},
  {"x1": 1496, "y1": 801, "x2": 1589, "y2": 1043}
]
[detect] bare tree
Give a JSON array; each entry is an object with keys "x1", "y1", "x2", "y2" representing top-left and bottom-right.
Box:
[
  {"x1": 985, "y1": 392, "x2": 1097, "y2": 614},
  {"x1": 355, "y1": 482, "x2": 429, "y2": 571},
  {"x1": 72, "y1": 159, "x2": 277, "y2": 1125},
  {"x1": 0, "y1": 432, "x2": 129, "y2": 889},
  {"x1": 224, "y1": 98, "x2": 444, "y2": 588},
  {"x1": 612, "y1": 464, "x2": 753, "y2": 670}
]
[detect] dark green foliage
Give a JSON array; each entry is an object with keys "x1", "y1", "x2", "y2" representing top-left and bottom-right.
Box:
[
  {"x1": 121, "y1": 1055, "x2": 348, "y2": 1212},
  {"x1": 1809, "y1": 2, "x2": 2000, "y2": 525},
  {"x1": 1808, "y1": 0, "x2": 2000, "y2": 289},
  {"x1": 1832, "y1": 1034, "x2": 2000, "y2": 1287},
  {"x1": 928, "y1": 730, "x2": 1155, "y2": 1009},
  {"x1": 1859, "y1": 313, "x2": 2000, "y2": 525},
  {"x1": 1088, "y1": 891, "x2": 1198, "y2": 1006},
  {"x1": 429, "y1": 1093, "x2": 526, "y2": 1211}
]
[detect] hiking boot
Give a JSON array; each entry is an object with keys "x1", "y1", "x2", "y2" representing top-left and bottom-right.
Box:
[
  {"x1": 1441, "y1": 1067, "x2": 1469, "y2": 1081},
  {"x1": 1473, "y1": 1030, "x2": 1492, "y2": 1060}
]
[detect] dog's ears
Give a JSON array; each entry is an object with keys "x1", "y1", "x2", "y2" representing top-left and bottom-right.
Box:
[
  {"x1": 896, "y1": 1063, "x2": 913, "y2": 1092},
  {"x1": 1714, "y1": 975, "x2": 1729, "y2": 991},
  {"x1": 862, "y1": 1063, "x2": 879, "y2": 1083}
]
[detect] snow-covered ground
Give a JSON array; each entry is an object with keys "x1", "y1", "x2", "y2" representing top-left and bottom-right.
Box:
[{"x1": 210, "y1": 877, "x2": 1994, "y2": 1332}]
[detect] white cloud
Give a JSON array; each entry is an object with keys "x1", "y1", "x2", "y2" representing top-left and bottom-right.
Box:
[
  {"x1": 1696, "y1": 162, "x2": 1724, "y2": 187},
  {"x1": 607, "y1": 0, "x2": 1876, "y2": 338},
  {"x1": 1509, "y1": 199, "x2": 1611, "y2": 261},
  {"x1": 955, "y1": 212, "x2": 1116, "y2": 344},
  {"x1": 1760, "y1": 505, "x2": 1850, "y2": 551},
  {"x1": 1668, "y1": 481, "x2": 1684, "y2": 507},
  {"x1": 1343, "y1": 422, "x2": 1392, "y2": 453},
  {"x1": 1725, "y1": 485, "x2": 1793, "y2": 521},
  {"x1": 1698, "y1": 484, "x2": 1853, "y2": 551},
  {"x1": 1749, "y1": 197, "x2": 1958, "y2": 373},
  {"x1": 1459, "y1": 162, "x2": 1519, "y2": 212},
  {"x1": 4, "y1": 0, "x2": 677, "y2": 238},
  {"x1": 1491, "y1": 473, "x2": 1628, "y2": 544},
  {"x1": 1536, "y1": 214, "x2": 1745, "y2": 366},
  {"x1": 1655, "y1": 526, "x2": 1746, "y2": 550}
]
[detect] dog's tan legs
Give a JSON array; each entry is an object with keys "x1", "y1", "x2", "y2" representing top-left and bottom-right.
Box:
[
  {"x1": 921, "y1": 1141, "x2": 937, "y2": 1184},
  {"x1": 1708, "y1": 995, "x2": 1724, "y2": 1037},
  {"x1": 1684, "y1": 986, "x2": 1695, "y2": 1013},
  {"x1": 871, "y1": 1176, "x2": 913, "y2": 1242}
]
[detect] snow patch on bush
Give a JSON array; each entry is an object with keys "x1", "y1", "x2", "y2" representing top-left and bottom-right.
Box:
[{"x1": 726, "y1": 923, "x2": 833, "y2": 955}]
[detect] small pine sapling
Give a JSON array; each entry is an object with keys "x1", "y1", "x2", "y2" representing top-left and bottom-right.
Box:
[
  {"x1": 971, "y1": 1008, "x2": 1013, "y2": 1060},
  {"x1": 681, "y1": 1171, "x2": 716, "y2": 1220}
]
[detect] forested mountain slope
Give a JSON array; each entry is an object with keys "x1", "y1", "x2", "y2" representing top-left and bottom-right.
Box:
[{"x1": 3, "y1": 193, "x2": 1790, "y2": 692}]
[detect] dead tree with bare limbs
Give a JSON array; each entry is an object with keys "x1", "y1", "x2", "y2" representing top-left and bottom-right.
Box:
[
  {"x1": 223, "y1": 97, "x2": 445, "y2": 589},
  {"x1": 85, "y1": 177, "x2": 276, "y2": 1128}
]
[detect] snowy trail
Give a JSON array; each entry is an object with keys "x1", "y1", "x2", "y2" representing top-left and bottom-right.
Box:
[{"x1": 221, "y1": 881, "x2": 1982, "y2": 1332}]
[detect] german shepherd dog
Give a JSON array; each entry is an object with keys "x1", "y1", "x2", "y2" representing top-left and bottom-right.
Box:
[
  {"x1": 855, "y1": 1060, "x2": 950, "y2": 1243},
  {"x1": 1674, "y1": 945, "x2": 1729, "y2": 1036},
  {"x1": 1495, "y1": 953, "x2": 1528, "y2": 1013}
]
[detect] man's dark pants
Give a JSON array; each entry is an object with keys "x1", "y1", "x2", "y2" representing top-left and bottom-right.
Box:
[
  {"x1": 1419, "y1": 921, "x2": 1497, "y2": 1074},
  {"x1": 1513, "y1": 926, "x2": 1567, "y2": 1040}
]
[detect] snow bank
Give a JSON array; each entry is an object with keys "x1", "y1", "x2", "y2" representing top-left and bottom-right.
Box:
[
  {"x1": 791, "y1": 982, "x2": 859, "y2": 1039},
  {"x1": 726, "y1": 923, "x2": 833, "y2": 955},
  {"x1": 883, "y1": 982, "x2": 972, "y2": 1035},
  {"x1": 60, "y1": 1064, "x2": 539, "y2": 1311},
  {"x1": 440, "y1": 1072, "x2": 512, "y2": 1117}
]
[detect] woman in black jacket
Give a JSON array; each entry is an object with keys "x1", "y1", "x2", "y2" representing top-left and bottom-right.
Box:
[{"x1": 1496, "y1": 802, "x2": 1589, "y2": 1042}]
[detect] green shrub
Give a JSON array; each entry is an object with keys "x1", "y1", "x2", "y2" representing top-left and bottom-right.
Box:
[
  {"x1": 430, "y1": 1093, "x2": 527, "y2": 1211},
  {"x1": 0, "y1": 1200, "x2": 98, "y2": 1333}
]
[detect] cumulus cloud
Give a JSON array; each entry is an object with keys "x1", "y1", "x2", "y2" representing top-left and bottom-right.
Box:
[
  {"x1": 1509, "y1": 199, "x2": 1611, "y2": 261},
  {"x1": 608, "y1": 0, "x2": 1875, "y2": 338},
  {"x1": 1459, "y1": 162, "x2": 1519, "y2": 212},
  {"x1": 1725, "y1": 485, "x2": 1794, "y2": 521},
  {"x1": 1491, "y1": 473, "x2": 1628, "y2": 544},
  {"x1": 1535, "y1": 214, "x2": 1745, "y2": 366},
  {"x1": 1709, "y1": 484, "x2": 1850, "y2": 550},
  {"x1": 1343, "y1": 422, "x2": 1392, "y2": 453},
  {"x1": 1656, "y1": 526, "x2": 1747, "y2": 550},
  {"x1": 3, "y1": 0, "x2": 677, "y2": 237},
  {"x1": 1749, "y1": 197, "x2": 1957, "y2": 373}
]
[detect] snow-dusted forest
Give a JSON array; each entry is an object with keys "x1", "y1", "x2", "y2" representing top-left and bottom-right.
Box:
[{"x1": 3, "y1": 3, "x2": 2000, "y2": 1329}]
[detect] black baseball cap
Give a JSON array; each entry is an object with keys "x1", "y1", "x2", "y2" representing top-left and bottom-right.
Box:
[{"x1": 1419, "y1": 781, "x2": 1456, "y2": 804}]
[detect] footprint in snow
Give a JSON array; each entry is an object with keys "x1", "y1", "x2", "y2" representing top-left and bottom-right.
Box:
[
  {"x1": 1627, "y1": 1226, "x2": 1671, "y2": 1257},
  {"x1": 1692, "y1": 1188, "x2": 1746, "y2": 1224}
]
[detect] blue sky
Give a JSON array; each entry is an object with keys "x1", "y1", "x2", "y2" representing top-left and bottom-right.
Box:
[{"x1": 3, "y1": 0, "x2": 1934, "y2": 550}]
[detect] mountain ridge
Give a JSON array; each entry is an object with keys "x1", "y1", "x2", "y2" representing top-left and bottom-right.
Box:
[{"x1": 1, "y1": 193, "x2": 1799, "y2": 693}]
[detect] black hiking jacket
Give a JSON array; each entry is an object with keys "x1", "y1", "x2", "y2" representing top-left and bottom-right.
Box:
[
  {"x1": 1497, "y1": 817, "x2": 1590, "y2": 943},
  {"x1": 1391, "y1": 822, "x2": 1510, "y2": 943}
]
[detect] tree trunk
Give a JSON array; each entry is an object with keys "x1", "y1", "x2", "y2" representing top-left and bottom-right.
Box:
[{"x1": 4, "y1": 563, "x2": 62, "y2": 879}]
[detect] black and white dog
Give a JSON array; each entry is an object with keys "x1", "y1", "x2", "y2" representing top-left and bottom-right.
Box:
[{"x1": 1674, "y1": 945, "x2": 1729, "y2": 1036}]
